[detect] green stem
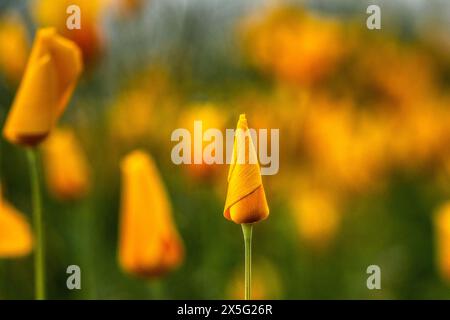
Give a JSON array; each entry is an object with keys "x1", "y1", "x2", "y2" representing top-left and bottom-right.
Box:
[
  {"x1": 26, "y1": 148, "x2": 45, "y2": 300},
  {"x1": 147, "y1": 280, "x2": 165, "y2": 299},
  {"x1": 241, "y1": 223, "x2": 253, "y2": 300},
  {"x1": 81, "y1": 201, "x2": 97, "y2": 299}
]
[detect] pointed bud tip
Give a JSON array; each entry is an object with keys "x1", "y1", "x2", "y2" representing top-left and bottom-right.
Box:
[{"x1": 236, "y1": 114, "x2": 248, "y2": 130}]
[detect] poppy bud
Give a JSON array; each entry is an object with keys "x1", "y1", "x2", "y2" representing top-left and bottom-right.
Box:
[
  {"x1": 2, "y1": 28, "x2": 82, "y2": 146},
  {"x1": 118, "y1": 150, "x2": 184, "y2": 278},
  {"x1": 224, "y1": 114, "x2": 269, "y2": 224},
  {"x1": 42, "y1": 128, "x2": 90, "y2": 200}
]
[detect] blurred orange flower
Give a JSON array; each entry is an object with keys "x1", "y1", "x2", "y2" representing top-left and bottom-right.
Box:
[
  {"x1": 42, "y1": 128, "x2": 90, "y2": 200},
  {"x1": 387, "y1": 103, "x2": 450, "y2": 170},
  {"x1": 108, "y1": 67, "x2": 178, "y2": 148},
  {"x1": 303, "y1": 99, "x2": 388, "y2": 194},
  {"x1": 178, "y1": 103, "x2": 227, "y2": 180},
  {"x1": 33, "y1": 0, "x2": 105, "y2": 66},
  {"x1": 2, "y1": 28, "x2": 83, "y2": 147},
  {"x1": 292, "y1": 186, "x2": 340, "y2": 249},
  {"x1": 118, "y1": 150, "x2": 184, "y2": 278},
  {"x1": 0, "y1": 189, "x2": 33, "y2": 258},
  {"x1": 224, "y1": 114, "x2": 269, "y2": 224},
  {"x1": 0, "y1": 14, "x2": 29, "y2": 84},
  {"x1": 241, "y1": 6, "x2": 344, "y2": 86},
  {"x1": 109, "y1": 89, "x2": 155, "y2": 145},
  {"x1": 434, "y1": 202, "x2": 450, "y2": 282},
  {"x1": 355, "y1": 39, "x2": 436, "y2": 107}
]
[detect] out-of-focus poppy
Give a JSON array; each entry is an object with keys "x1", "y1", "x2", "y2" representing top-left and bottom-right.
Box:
[{"x1": 118, "y1": 150, "x2": 184, "y2": 278}]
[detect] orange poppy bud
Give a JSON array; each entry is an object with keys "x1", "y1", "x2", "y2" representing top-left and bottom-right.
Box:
[
  {"x1": 42, "y1": 128, "x2": 90, "y2": 200},
  {"x1": 224, "y1": 114, "x2": 269, "y2": 224},
  {"x1": 434, "y1": 202, "x2": 450, "y2": 282},
  {"x1": 0, "y1": 189, "x2": 33, "y2": 258},
  {"x1": 2, "y1": 28, "x2": 83, "y2": 146},
  {"x1": 118, "y1": 150, "x2": 184, "y2": 278}
]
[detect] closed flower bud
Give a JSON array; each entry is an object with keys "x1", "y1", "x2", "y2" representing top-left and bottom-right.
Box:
[
  {"x1": 224, "y1": 114, "x2": 269, "y2": 224},
  {"x1": 2, "y1": 28, "x2": 82, "y2": 146},
  {"x1": 118, "y1": 150, "x2": 184, "y2": 278},
  {"x1": 42, "y1": 128, "x2": 90, "y2": 200}
]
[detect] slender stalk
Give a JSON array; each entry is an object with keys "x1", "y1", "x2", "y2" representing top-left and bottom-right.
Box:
[
  {"x1": 26, "y1": 148, "x2": 45, "y2": 300},
  {"x1": 241, "y1": 223, "x2": 253, "y2": 300},
  {"x1": 75, "y1": 201, "x2": 95, "y2": 299}
]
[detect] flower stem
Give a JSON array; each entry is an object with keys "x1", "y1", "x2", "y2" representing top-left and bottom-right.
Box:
[
  {"x1": 147, "y1": 280, "x2": 165, "y2": 299},
  {"x1": 76, "y1": 201, "x2": 95, "y2": 299},
  {"x1": 26, "y1": 148, "x2": 45, "y2": 300},
  {"x1": 241, "y1": 223, "x2": 253, "y2": 300}
]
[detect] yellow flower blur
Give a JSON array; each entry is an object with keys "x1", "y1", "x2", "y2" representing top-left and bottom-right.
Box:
[
  {"x1": 224, "y1": 114, "x2": 269, "y2": 224},
  {"x1": 0, "y1": 15, "x2": 29, "y2": 84},
  {"x1": 293, "y1": 187, "x2": 340, "y2": 249},
  {"x1": 303, "y1": 99, "x2": 388, "y2": 193},
  {"x1": 434, "y1": 202, "x2": 450, "y2": 282},
  {"x1": 179, "y1": 103, "x2": 226, "y2": 180},
  {"x1": 33, "y1": 0, "x2": 104, "y2": 65},
  {"x1": 2, "y1": 28, "x2": 83, "y2": 147},
  {"x1": 118, "y1": 150, "x2": 184, "y2": 278},
  {"x1": 42, "y1": 128, "x2": 90, "y2": 200},
  {"x1": 241, "y1": 6, "x2": 344, "y2": 86},
  {"x1": 109, "y1": 89, "x2": 154, "y2": 145},
  {"x1": 0, "y1": 189, "x2": 33, "y2": 258}
]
